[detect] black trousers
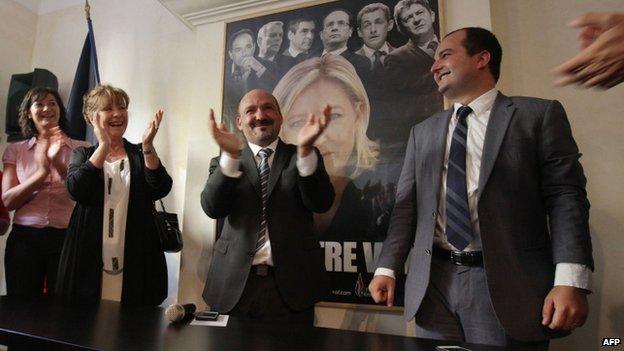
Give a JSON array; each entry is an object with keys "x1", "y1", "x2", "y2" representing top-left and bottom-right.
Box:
[
  {"x1": 4, "y1": 224, "x2": 66, "y2": 296},
  {"x1": 230, "y1": 266, "x2": 314, "y2": 325}
]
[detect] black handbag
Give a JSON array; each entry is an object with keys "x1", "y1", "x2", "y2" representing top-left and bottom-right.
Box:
[{"x1": 153, "y1": 199, "x2": 183, "y2": 253}]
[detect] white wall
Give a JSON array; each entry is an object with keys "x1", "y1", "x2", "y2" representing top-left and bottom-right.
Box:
[
  {"x1": 491, "y1": 1, "x2": 624, "y2": 350},
  {"x1": 0, "y1": 0, "x2": 38, "y2": 295}
]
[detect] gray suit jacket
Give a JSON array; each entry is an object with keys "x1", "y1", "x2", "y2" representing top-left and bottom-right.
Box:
[
  {"x1": 201, "y1": 140, "x2": 334, "y2": 312},
  {"x1": 377, "y1": 93, "x2": 593, "y2": 341}
]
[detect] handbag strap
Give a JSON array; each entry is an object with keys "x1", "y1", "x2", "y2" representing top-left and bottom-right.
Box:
[{"x1": 154, "y1": 199, "x2": 166, "y2": 212}]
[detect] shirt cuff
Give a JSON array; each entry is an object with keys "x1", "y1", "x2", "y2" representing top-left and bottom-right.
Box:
[
  {"x1": 554, "y1": 263, "x2": 592, "y2": 292},
  {"x1": 297, "y1": 150, "x2": 318, "y2": 177},
  {"x1": 374, "y1": 267, "x2": 396, "y2": 279},
  {"x1": 219, "y1": 152, "x2": 242, "y2": 178}
]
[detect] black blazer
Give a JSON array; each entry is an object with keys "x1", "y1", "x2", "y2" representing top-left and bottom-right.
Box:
[
  {"x1": 201, "y1": 140, "x2": 334, "y2": 312},
  {"x1": 56, "y1": 140, "x2": 172, "y2": 306}
]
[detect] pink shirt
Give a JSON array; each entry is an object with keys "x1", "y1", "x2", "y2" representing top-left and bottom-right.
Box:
[{"x1": 2, "y1": 136, "x2": 90, "y2": 229}]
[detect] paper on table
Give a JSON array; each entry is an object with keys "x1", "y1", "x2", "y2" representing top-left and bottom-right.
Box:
[{"x1": 190, "y1": 314, "x2": 229, "y2": 327}]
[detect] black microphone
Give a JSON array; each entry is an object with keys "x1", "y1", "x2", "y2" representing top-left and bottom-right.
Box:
[{"x1": 165, "y1": 303, "x2": 197, "y2": 322}]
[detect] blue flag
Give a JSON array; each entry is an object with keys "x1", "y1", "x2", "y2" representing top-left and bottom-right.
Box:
[{"x1": 66, "y1": 17, "x2": 100, "y2": 143}]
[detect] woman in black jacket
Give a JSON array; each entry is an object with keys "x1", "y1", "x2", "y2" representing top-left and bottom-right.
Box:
[{"x1": 56, "y1": 85, "x2": 172, "y2": 306}]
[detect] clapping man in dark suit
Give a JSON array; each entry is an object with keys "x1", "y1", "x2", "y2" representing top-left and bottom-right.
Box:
[
  {"x1": 201, "y1": 89, "x2": 334, "y2": 324},
  {"x1": 369, "y1": 27, "x2": 593, "y2": 348}
]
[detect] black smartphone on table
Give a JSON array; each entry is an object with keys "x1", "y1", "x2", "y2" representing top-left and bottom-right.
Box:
[{"x1": 195, "y1": 311, "x2": 220, "y2": 321}]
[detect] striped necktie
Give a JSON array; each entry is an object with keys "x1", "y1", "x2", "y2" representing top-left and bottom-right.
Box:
[
  {"x1": 255, "y1": 148, "x2": 273, "y2": 253},
  {"x1": 445, "y1": 106, "x2": 474, "y2": 251}
]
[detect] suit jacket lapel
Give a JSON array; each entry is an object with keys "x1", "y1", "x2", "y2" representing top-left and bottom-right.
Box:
[
  {"x1": 408, "y1": 40, "x2": 434, "y2": 65},
  {"x1": 478, "y1": 93, "x2": 515, "y2": 197},
  {"x1": 431, "y1": 110, "x2": 453, "y2": 194},
  {"x1": 241, "y1": 146, "x2": 262, "y2": 198},
  {"x1": 267, "y1": 139, "x2": 288, "y2": 197}
]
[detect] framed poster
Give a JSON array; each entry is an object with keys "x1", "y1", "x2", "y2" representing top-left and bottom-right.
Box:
[{"x1": 222, "y1": 0, "x2": 444, "y2": 306}]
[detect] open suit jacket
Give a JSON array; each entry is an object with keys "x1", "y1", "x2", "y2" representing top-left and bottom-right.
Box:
[
  {"x1": 56, "y1": 140, "x2": 172, "y2": 306},
  {"x1": 376, "y1": 93, "x2": 594, "y2": 342},
  {"x1": 201, "y1": 140, "x2": 334, "y2": 312}
]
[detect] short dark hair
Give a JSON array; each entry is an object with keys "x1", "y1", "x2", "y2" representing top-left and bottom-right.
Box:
[
  {"x1": 393, "y1": 0, "x2": 432, "y2": 36},
  {"x1": 287, "y1": 18, "x2": 315, "y2": 35},
  {"x1": 228, "y1": 29, "x2": 254, "y2": 52},
  {"x1": 18, "y1": 87, "x2": 69, "y2": 138},
  {"x1": 447, "y1": 27, "x2": 502, "y2": 82},
  {"x1": 322, "y1": 8, "x2": 353, "y2": 29},
  {"x1": 357, "y1": 3, "x2": 392, "y2": 29}
]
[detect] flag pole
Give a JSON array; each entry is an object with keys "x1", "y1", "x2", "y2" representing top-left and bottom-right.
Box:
[
  {"x1": 85, "y1": 0, "x2": 90, "y2": 20},
  {"x1": 66, "y1": 0, "x2": 99, "y2": 141}
]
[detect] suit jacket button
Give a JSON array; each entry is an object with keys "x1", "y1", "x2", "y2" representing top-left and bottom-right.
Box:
[
  {"x1": 425, "y1": 249, "x2": 431, "y2": 255},
  {"x1": 431, "y1": 211, "x2": 437, "y2": 218}
]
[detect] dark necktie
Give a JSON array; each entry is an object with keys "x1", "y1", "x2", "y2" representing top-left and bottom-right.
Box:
[
  {"x1": 445, "y1": 106, "x2": 474, "y2": 251},
  {"x1": 232, "y1": 66, "x2": 243, "y2": 81},
  {"x1": 255, "y1": 148, "x2": 273, "y2": 253},
  {"x1": 372, "y1": 50, "x2": 386, "y2": 71},
  {"x1": 427, "y1": 41, "x2": 438, "y2": 57},
  {"x1": 295, "y1": 52, "x2": 307, "y2": 61}
]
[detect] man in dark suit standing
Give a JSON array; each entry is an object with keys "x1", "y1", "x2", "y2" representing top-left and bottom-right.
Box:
[
  {"x1": 202, "y1": 89, "x2": 334, "y2": 324},
  {"x1": 385, "y1": 0, "x2": 439, "y2": 81},
  {"x1": 257, "y1": 21, "x2": 284, "y2": 63},
  {"x1": 354, "y1": 3, "x2": 396, "y2": 70},
  {"x1": 369, "y1": 27, "x2": 593, "y2": 348},
  {"x1": 352, "y1": 2, "x2": 398, "y2": 158},
  {"x1": 318, "y1": 9, "x2": 370, "y2": 77},
  {"x1": 223, "y1": 29, "x2": 279, "y2": 130},
  {"x1": 257, "y1": 21, "x2": 296, "y2": 76},
  {"x1": 282, "y1": 18, "x2": 316, "y2": 63},
  {"x1": 383, "y1": 0, "x2": 443, "y2": 161}
]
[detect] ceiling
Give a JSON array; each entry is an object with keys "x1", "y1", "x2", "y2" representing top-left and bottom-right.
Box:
[
  {"x1": 158, "y1": 0, "x2": 252, "y2": 17},
  {"x1": 12, "y1": 0, "x2": 298, "y2": 27}
]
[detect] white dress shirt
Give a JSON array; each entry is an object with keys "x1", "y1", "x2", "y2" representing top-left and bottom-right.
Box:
[
  {"x1": 360, "y1": 42, "x2": 391, "y2": 63},
  {"x1": 376, "y1": 88, "x2": 591, "y2": 291},
  {"x1": 219, "y1": 138, "x2": 318, "y2": 265},
  {"x1": 322, "y1": 46, "x2": 348, "y2": 56},
  {"x1": 287, "y1": 47, "x2": 307, "y2": 58},
  {"x1": 101, "y1": 157, "x2": 131, "y2": 302}
]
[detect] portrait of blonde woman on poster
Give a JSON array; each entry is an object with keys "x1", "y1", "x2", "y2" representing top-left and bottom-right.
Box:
[{"x1": 273, "y1": 54, "x2": 379, "y2": 242}]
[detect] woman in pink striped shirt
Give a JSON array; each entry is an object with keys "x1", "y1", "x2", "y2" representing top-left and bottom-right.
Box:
[{"x1": 1, "y1": 87, "x2": 89, "y2": 296}]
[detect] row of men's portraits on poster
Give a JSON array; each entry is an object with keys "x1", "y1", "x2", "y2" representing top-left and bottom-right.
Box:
[{"x1": 221, "y1": 0, "x2": 443, "y2": 305}]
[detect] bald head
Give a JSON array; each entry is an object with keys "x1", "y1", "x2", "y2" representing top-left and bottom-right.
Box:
[{"x1": 236, "y1": 89, "x2": 283, "y2": 146}]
